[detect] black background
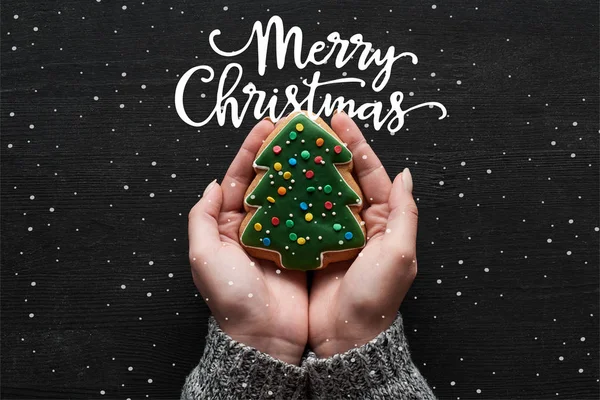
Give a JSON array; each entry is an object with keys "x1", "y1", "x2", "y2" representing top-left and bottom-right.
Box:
[{"x1": 1, "y1": 1, "x2": 598, "y2": 399}]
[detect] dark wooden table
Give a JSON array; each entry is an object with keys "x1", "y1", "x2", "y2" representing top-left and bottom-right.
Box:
[{"x1": 2, "y1": 1, "x2": 598, "y2": 398}]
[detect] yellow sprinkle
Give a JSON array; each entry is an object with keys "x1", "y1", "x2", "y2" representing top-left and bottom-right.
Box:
[
  {"x1": 267, "y1": 196, "x2": 275, "y2": 203},
  {"x1": 254, "y1": 223, "x2": 262, "y2": 231},
  {"x1": 305, "y1": 213, "x2": 313, "y2": 222},
  {"x1": 274, "y1": 162, "x2": 282, "y2": 171},
  {"x1": 296, "y1": 123, "x2": 304, "y2": 132},
  {"x1": 283, "y1": 171, "x2": 292, "y2": 180},
  {"x1": 297, "y1": 237, "x2": 306, "y2": 245}
]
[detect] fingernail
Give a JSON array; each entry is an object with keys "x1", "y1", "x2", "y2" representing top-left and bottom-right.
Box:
[
  {"x1": 332, "y1": 109, "x2": 346, "y2": 116},
  {"x1": 203, "y1": 179, "x2": 217, "y2": 196},
  {"x1": 263, "y1": 116, "x2": 273, "y2": 123},
  {"x1": 402, "y1": 168, "x2": 413, "y2": 193}
]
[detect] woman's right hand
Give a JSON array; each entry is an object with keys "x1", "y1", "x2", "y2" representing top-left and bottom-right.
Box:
[{"x1": 308, "y1": 112, "x2": 419, "y2": 359}]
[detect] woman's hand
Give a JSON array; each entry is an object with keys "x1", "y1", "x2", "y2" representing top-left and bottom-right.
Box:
[
  {"x1": 308, "y1": 111, "x2": 419, "y2": 358},
  {"x1": 188, "y1": 119, "x2": 308, "y2": 365}
]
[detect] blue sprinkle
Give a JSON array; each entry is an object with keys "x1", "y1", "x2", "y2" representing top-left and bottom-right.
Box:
[
  {"x1": 263, "y1": 237, "x2": 271, "y2": 246},
  {"x1": 344, "y1": 232, "x2": 353, "y2": 240},
  {"x1": 288, "y1": 157, "x2": 297, "y2": 166},
  {"x1": 300, "y1": 202, "x2": 308, "y2": 211}
]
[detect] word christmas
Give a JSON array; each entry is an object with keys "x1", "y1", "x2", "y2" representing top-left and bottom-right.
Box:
[{"x1": 175, "y1": 16, "x2": 447, "y2": 135}]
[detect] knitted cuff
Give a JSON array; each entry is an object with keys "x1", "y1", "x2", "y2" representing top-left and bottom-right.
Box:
[
  {"x1": 181, "y1": 316, "x2": 308, "y2": 400},
  {"x1": 303, "y1": 312, "x2": 436, "y2": 400}
]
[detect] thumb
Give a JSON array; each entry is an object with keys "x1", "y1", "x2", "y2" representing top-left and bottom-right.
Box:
[
  {"x1": 382, "y1": 168, "x2": 419, "y2": 268},
  {"x1": 188, "y1": 179, "x2": 223, "y2": 264}
]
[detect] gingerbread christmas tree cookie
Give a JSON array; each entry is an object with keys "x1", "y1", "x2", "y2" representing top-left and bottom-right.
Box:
[{"x1": 239, "y1": 111, "x2": 366, "y2": 271}]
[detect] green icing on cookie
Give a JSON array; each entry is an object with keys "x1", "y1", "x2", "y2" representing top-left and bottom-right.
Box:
[{"x1": 241, "y1": 113, "x2": 365, "y2": 271}]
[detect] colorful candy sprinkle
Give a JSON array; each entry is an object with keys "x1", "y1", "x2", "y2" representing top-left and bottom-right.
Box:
[
  {"x1": 333, "y1": 223, "x2": 342, "y2": 232},
  {"x1": 297, "y1": 237, "x2": 306, "y2": 245},
  {"x1": 263, "y1": 237, "x2": 271, "y2": 246},
  {"x1": 273, "y1": 145, "x2": 282, "y2": 154},
  {"x1": 324, "y1": 201, "x2": 333, "y2": 210},
  {"x1": 271, "y1": 217, "x2": 280, "y2": 226},
  {"x1": 324, "y1": 185, "x2": 333, "y2": 194},
  {"x1": 296, "y1": 123, "x2": 304, "y2": 132},
  {"x1": 316, "y1": 138, "x2": 324, "y2": 147},
  {"x1": 283, "y1": 171, "x2": 292, "y2": 179},
  {"x1": 274, "y1": 162, "x2": 282, "y2": 171},
  {"x1": 289, "y1": 131, "x2": 297, "y2": 140},
  {"x1": 314, "y1": 155, "x2": 323, "y2": 164},
  {"x1": 277, "y1": 186, "x2": 287, "y2": 196},
  {"x1": 300, "y1": 202, "x2": 308, "y2": 211},
  {"x1": 254, "y1": 223, "x2": 263, "y2": 231},
  {"x1": 305, "y1": 170, "x2": 314, "y2": 179},
  {"x1": 285, "y1": 219, "x2": 294, "y2": 228},
  {"x1": 267, "y1": 196, "x2": 275, "y2": 203},
  {"x1": 289, "y1": 232, "x2": 298, "y2": 241},
  {"x1": 301, "y1": 150, "x2": 310, "y2": 160},
  {"x1": 334, "y1": 145, "x2": 342, "y2": 154},
  {"x1": 307, "y1": 186, "x2": 316, "y2": 193},
  {"x1": 305, "y1": 213, "x2": 313, "y2": 222},
  {"x1": 288, "y1": 158, "x2": 297, "y2": 166},
  {"x1": 344, "y1": 232, "x2": 353, "y2": 240}
]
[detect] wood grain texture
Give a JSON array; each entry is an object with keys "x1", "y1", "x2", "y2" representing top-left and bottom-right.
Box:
[{"x1": 1, "y1": 0, "x2": 598, "y2": 399}]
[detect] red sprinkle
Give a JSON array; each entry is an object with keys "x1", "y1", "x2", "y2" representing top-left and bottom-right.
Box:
[
  {"x1": 305, "y1": 170, "x2": 314, "y2": 179},
  {"x1": 273, "y1": 145, "x2": 282, "y2": 155},
  {"x1": 334, "y1": 145, "x2": 342, "y2": 154},
  {"x1": 271, "y1": 217, "x2": 280, "y2": 226},
  {"x1": 324, "y1": 201, "x2": 333, "y2": 210},
  {"x1": 314, "y1": 155, "x2": 323, "y2": 164}
]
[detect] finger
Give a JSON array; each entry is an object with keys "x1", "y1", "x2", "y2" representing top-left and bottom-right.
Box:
[
  {"x1": 330, "y1": 112, "x2": 392, "y2": 205},
  {"x1": 266, "y1": 109, "x2": 297, "y2": 127},
  {"x1": 221, "y1": 119, "x2": 275, "y2": 212},
  {"x1": 270, "y1": 115, "x2": 287, "y2": 129},
  {"x1": 382, "y1": 169, "x2": 418, "y2": 266},
  {"x1": 188, "y1": 180, "x2": 223, "y2": 264}
]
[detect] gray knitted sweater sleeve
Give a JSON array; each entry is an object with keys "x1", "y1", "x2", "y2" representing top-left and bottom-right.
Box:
[
  {"x1": 181, "y1": 312, "x2": 435, "y2": 399},
  {"x1": 180, "y1": 315, "x2": 308, "y2": 400},
  {"x1": 303, "y1": 312, "x2": 436, "y2": 399}
]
